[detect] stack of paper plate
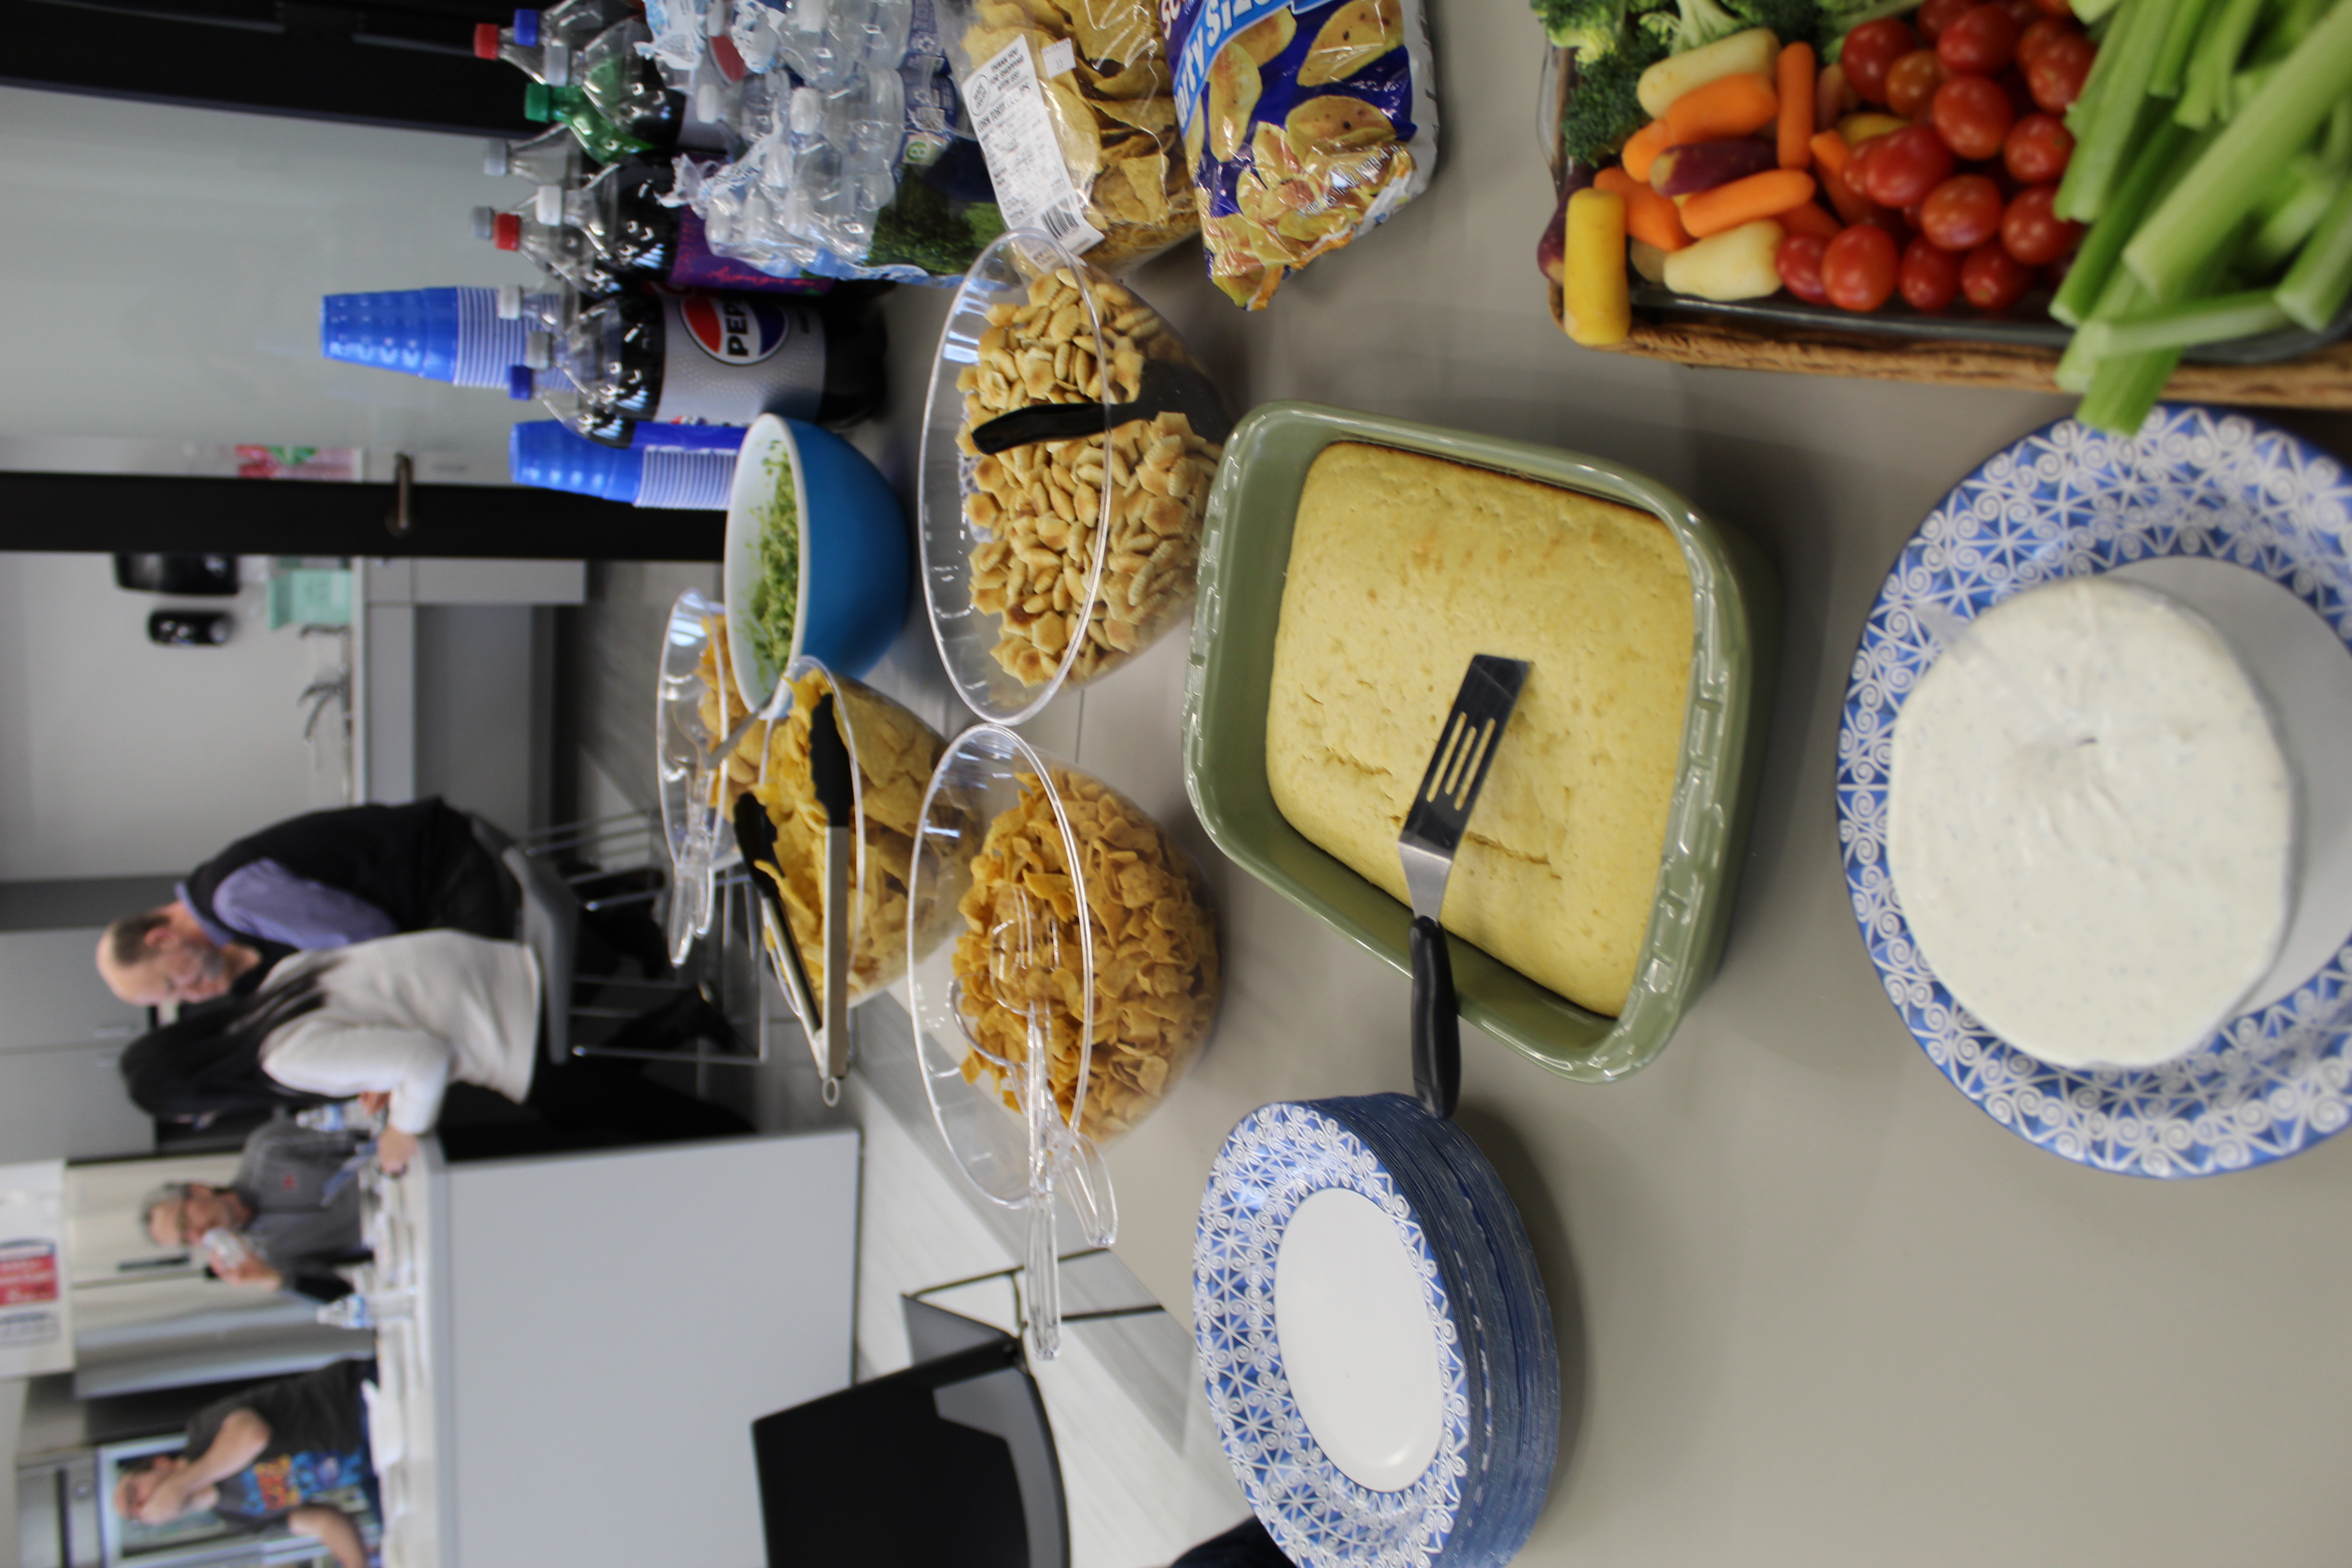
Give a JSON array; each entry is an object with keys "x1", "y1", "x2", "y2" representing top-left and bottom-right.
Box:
[{"x1": 1195, "y1": 1095, "x2": 1559, "y2": 1567}]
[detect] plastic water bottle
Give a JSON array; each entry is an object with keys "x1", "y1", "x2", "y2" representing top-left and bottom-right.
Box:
[
  {"x1": 518, "y1": 0, "x2": 637, "y2": 50},
  {"x1": 474, "y1": 16, "x2": 570, "y2": 83},
  {"x1": 317, "y1": 1294, "x2": 373, "y2": 1329},
  {"x1": 510, "y1": 419, "x2": 741, "y2": 506},
  {"x1": 484, "y1": 125, "x2": 588, "y2": 185},
  {"x1": 319, "y1": 287, "x2": 537, "y2": 388},
  {"x1": 545, "y1": 160, "x2": 829, "y2": 293},
  {"x1": 202, "y1": 1228, "x2": 256, "y2": 1273},
  {"x1": 524, "y1": 81, "x2": 654, "y2": 164},
  {"x1": 475, "y1": 202, "x2": 622, "y2": 297}
]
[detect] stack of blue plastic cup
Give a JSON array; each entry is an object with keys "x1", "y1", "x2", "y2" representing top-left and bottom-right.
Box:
[
  {"x1": 319, "y1": 288, "x2": 532, "y2": 388},
  {"x1": 508, "y1": 420, "x2": 742, "y2": 509}
]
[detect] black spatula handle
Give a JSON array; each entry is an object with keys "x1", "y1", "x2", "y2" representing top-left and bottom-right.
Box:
[{"x1": 1410, "y1": 915, "x2": 1460, "y2": 1120}]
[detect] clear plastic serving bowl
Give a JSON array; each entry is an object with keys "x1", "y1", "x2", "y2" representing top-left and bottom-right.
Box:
[
  {"x1": 917, "y1": 229, "x2": 1232, "y2": 725},
  {"x1": 742, "y1": 656, "x2": 954, "y2": 1031},
  {"x1": 655, "y1": 587, "x2": 763, "y2": 961},
  {"x1": 905, "y1": 724, "x2": 1222, "y2": 1354}
]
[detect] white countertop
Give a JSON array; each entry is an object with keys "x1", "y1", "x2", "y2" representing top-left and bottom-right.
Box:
[{"x1": 845, "y1": 2, "x2": 2352, "y2": 1555}]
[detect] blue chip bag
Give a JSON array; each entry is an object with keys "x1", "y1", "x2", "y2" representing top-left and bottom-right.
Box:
[{"x1": 1165, "y1": 0, "x2": 1436, "y2": 307}]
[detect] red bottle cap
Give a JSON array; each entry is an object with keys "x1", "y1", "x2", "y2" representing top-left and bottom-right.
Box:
[
  {"x1": 473, "y1": 23, "x2": 502, "y2": 58},
  {"x1": 492, "y1": 212, "x2": 523, "y2": 251}
]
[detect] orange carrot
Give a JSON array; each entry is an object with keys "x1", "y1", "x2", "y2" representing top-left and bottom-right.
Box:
[
  {"x1": 1664, "y1": 73, "x2": 1779, "y2": 147},
  {"x1": 1777, "y1": 200, "x2": 1842, "y2": 239},
  {"x1": 1594, "y1": 166, "x2": 1692, "y2": 252},
  {"x1": 1777, "y1": 42, "x2": 1815, "y2": 169},
  {"x1": 1679, "y1": 168, "x2": 1817, "y2": 238},
  {"x1": 1622, "y1": 120, "x2": 1675, "y2": 184},
  {"x1": 1818, "y1": 161, "x2": 1883, "y2": 226},
  {"x1": 1809, "y1": 129, "x2": 1851, "y2": 179}
]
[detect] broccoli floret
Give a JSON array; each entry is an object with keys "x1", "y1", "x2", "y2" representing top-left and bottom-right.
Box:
[
  {"x1": 1561, "y1": 29, "x2": 1671, "y2": 166},
  {"x1": 1729, "y1": 0, "x2": 1825, "y2": 48},
  {"x1": 1532, "y1": 0, "x2": 1635, "y2": 52},
  {"x1": 1637, "y1": 0, "x2": 1747, "y2": 52}
]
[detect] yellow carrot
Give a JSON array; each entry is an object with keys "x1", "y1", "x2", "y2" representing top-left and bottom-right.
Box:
[{"x1": 1563, "y1": 188, "x2": 1632, "y2": 348}]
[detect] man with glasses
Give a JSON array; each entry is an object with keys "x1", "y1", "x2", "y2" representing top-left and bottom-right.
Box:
[{"x1": 141, "y1": 1113, "x2": 369, "y2": 1298}]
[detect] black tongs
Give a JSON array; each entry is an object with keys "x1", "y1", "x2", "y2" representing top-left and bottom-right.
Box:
[
  {"x1": 732, "y1": 691, "x2": 856, "y2": 1101},
  {"x1": 967, "y1": 355, "x2": 1234, "y2": 455}
]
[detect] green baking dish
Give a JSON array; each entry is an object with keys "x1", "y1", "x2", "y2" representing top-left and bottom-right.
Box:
[{"x1": 1181, "y1": 402, "x2": 1780, "y2": 1083}]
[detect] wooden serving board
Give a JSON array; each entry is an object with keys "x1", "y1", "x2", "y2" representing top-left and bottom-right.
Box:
[{"x1": 1544, "y1": 283, "x2": 2352, "y2": 408}]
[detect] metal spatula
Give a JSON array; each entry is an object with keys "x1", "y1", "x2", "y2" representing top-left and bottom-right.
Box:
[{"x1": 1398, "y1": 655, "x2": 1531, "y2": 1118}]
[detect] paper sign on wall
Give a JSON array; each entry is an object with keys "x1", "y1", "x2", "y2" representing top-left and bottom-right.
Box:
[{"x1": 0, "y1": 1161, "x2": 74, "y2": 1377}]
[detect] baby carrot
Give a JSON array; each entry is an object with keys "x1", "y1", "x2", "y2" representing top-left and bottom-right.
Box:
[
  {"x1": 1563, "y1": 189, "x2": 1632, "y2": 348},
  {"x1": 1778, "y1": 42, "x2": 1816, "y2": 168},
  {"x1": 1818, "y1": 161, "x2": 1882, "y2": 226},
  {"x1": 1596, "y1": 165, "x2": 1692, "y2": 251},
  {"x1": 1622, "y1": 119, "x2": 1675, "y2": 183},
  {"x1": 1665, "y1": 73, "x2": 1779, "y2": 147},
  {"x1": 1679, "y1": 168, "x2": 1817, "y2": 237},
  {"x1": 1809, "y1": 129, "x2": 1851, "y2": 179},
  {"x1": 1778, "y1": 200, "x2": 1842, "y2": 238}
]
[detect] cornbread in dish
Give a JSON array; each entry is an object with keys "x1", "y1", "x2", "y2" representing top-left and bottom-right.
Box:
[{"x1": 1265, "y1": 441, "x2": 1694, "y2": 1016}]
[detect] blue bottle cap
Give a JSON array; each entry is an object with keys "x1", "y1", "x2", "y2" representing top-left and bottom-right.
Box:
[{"x1": 513, "y1": 8, "x2": 540, "y2": 45}]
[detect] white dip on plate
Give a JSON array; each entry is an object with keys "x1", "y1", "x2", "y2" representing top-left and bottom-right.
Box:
[{"x1": 1887, "y1": 576, "x2": 2293, "y2": 1070}]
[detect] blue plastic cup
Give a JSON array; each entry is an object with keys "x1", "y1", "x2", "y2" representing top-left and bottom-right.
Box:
[
  {"x1": 320, "y1": 288, "x2": 530, "y2": 388},
  {"x1": 509, "y1": 420, "x2": 736, "y2": 508}
]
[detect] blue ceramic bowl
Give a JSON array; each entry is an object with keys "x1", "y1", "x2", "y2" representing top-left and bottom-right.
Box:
[{"x1": 724, "y1": 415, "x2": 910, "y2": 708}]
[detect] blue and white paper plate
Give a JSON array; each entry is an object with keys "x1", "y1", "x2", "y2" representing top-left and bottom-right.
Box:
[
  {"x1": 1837, "y1": 404, "x2": 2352, "y2": 1178},
  {"x1": 1194, "y1": 1096, "x2": 1556, "y2": 1567}
]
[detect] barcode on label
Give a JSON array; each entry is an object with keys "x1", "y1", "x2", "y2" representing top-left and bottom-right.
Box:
[{"x1": 962, "y1": 37, "x2": 1105, "y2": 255}]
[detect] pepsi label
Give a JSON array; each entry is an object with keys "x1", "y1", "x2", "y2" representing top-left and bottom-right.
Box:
[{"x1": 654, "y1": 292, "x2": 826, "y2": 424}]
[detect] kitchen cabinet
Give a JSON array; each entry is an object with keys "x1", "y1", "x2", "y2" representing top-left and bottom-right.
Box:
[{"x1": 0, "y1": 928, "x2": 153, "y2": 1164}]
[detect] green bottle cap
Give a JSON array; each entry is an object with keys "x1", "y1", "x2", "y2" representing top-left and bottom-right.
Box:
[{"x1": 523, "y1": 82, "x2": 553, "y2": 122}]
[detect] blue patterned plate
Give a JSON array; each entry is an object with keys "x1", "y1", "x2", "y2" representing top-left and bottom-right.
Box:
[{"x1": 1837, "y1": 404, "x2": 2352, "y2": 1178}]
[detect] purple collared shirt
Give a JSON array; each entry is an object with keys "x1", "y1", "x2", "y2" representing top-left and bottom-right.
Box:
[{"x1": 179, "y1": 860, "x2": 397, "y2": 950}]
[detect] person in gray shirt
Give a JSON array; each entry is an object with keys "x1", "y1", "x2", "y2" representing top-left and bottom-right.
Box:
[{"x1": 141, "y1": 1115, "x2": 367, "y2": 1301}]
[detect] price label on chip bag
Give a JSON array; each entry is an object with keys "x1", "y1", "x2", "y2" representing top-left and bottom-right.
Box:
[{"x1": 965, "y1": 37, "x2": 1108, "y2": 255}]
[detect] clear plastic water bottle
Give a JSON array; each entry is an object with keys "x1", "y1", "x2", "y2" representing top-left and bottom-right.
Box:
[
  {"x1": 474, "y1": 201, "x2": 622, "y2": 297},
  {"x1": 520, "y1": 0, "x2": 638, "y2": 50},
  {"x1": 202, "y1": 1227, "x2": 256, "y2": 1273},
  {"x1": 317, "y1": 1294, "x2": 373, "y2": 1329},
  {"x1": 473, "y1": 18, "x2": 570, "y2": 84},
  {"x1": 484, "y1": 125, "x2": 589, "y2": 185},
  {"x1": 296, "y1": 1103, "x2": 350, "y2": 1132},
  {"x1": 577, "y1": 18, "x2": 688, "y2": 149}
]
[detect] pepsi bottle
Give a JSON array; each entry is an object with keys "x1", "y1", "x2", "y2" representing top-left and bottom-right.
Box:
[
  {"x1": 559, "y1": 289, "x2": 886, "y2": 446},
  {"x1": 561, "y1": 161, "x2": 830, "y2": 295}
]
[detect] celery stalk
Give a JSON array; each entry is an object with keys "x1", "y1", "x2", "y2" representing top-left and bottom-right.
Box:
[
  {"x1": 2067, "y1": 0, "x2": 2141, "y2": 138},
  {"x1": 2276, "y1": 178, "x2": 2352, "y2": 328},
  {"x1": 2076, "y1": 346, "x2": 2185, "y2": 436},
  {"x1": 2058, "y1": 0, "x2": 2184, "y2": 222},
  {"x1": 2056, "y1": 271, "x2": 2148, "y2": 391},
  {"x1": 2324, "y1": 98, "x2": 2352, "y2": 169},
  {"x1": 2176, "y1": 0, "x2": 2269, "y2": 128},
  {"x1": 2073, "y1": 0, "x2": 2128, "y2": 25},
  {"x1": 2124, "y1": 0, "x2": 2352, "y2": 299},
  {"x1": 2150, "y1": 0, "x2": 2217, "y2": 96},
  {"x1": 2052, "y1": 118, "x2": 2199, "y2": 325},
  {"x1": 2243, "y1": 156, "x2": 2346, "y2": 274},
  {"x1": 2073, "y1": 290, "x2": 2294, "y2": 355}
]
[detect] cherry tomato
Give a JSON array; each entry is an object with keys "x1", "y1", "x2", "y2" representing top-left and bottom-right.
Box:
[
  {"x1": 1961, "y1": 239, "x2": 2035, "y2": 309},
  {"x1": 1856, "y1": 123, "x2": 1956, "y2": 208},
  {"x1": 2000, "y1": 0, "x2": 2042, "y2": 31},
  {"x1": 2027, "y1": 33, "x2": 2095, "y2": 113},
  {"x1": 1918, "y1": 0, "x2": 1973, "y2": 40},
  {"x1": 1824, "y1": 224, "x2": 1901, "y2": 311},
  {"x1": 2000, "y1": 184, "x2": 2083, "y2": 265},
  {"x1": 1931, "y1": 73, "x2": 2014, "y2": 159},
  {"x1": 2004, "y1": 113, "x2": 2073, "y2": 182},
  {"x1": 1918, "y1": 173, "x2": 2005, "y2": 250},
  {"x1": 1843, "y1": 19, "x2": 1918, "y2": 105},
  {"x1": 1776, "y1": 233, "x2": 1833, "y2": 303},
  {"x1": 2016, "y1": 15, "x2": 2081, "y2": 68},
  {"x1": 2031, "y1": 0, "x2": 2073, "y2": 16},
  {"x1": 1939, "y1": 5, "x2": 2021, "y2": 74},
  {"x1": 1886, "y1": 50, "x2": 1950, "y2": 117},
  {"x1": 1901, "y1": 236, "x2": 1964, "y2": 310}
]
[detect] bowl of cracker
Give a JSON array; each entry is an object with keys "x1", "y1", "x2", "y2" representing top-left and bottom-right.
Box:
[
  {"x1": 917, "y1": 228, "x2": 1232, "y2": 725},
  {"x1": 741, "y1": 657, "x2": 955, "y2": 1025},
  {"x1": 906, "y1": 723, "x2": 1221, "y2": 1215}
]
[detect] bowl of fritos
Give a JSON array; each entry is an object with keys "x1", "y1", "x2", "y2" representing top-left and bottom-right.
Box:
[
  {"x1": 917, "y1": 228, "x2": 1233, "y2": 725},
  {"x1": 655, "y1": 587, "x2": 770, "y2": 962},
  {"x1": 740, "y1": 657, "x2": 955, "y2": 1032},
  {"x1": 906, "y1": 723, "x2": 1222, "y2": 1231}
]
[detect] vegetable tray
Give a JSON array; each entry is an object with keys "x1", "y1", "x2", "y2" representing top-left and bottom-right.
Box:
[{"x1": 1539, "y1": 45, "x2": 2352, "y2": 408}]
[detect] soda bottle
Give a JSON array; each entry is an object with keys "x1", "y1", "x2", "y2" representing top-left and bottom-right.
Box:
[
  {"x1": 523, "y1": 81, "x2": 653, "y2": 165},
  {"x1": 553, "y1": 160, "x2": 833, "y2": 294},
  {"x1": 483, "y1": 125, "x2": 590, "y2": 185},
  {"x1": 475, "y1": 202, "x2": 622, "y2": 297},
  {"x1": 473, "y1": 16, "x2": 570, "y2": 84},
  {"x1": 555, "y1": 289, "x2": 887, "y2": 446},
  {"x1": 517, "y1": 0, "x2": 637, "y2": 51},
  {"x1": 575, "y1": 18, "x2": 686, "y2": 150}
]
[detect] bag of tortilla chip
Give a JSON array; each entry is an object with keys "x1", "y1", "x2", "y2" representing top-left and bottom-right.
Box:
[
  {"x1": 944, "y1": 0, "x2": 1200, "y2": 271},
  {"x1": 1166, "y1": 0, "x2": 1436, "y2": 308}
]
